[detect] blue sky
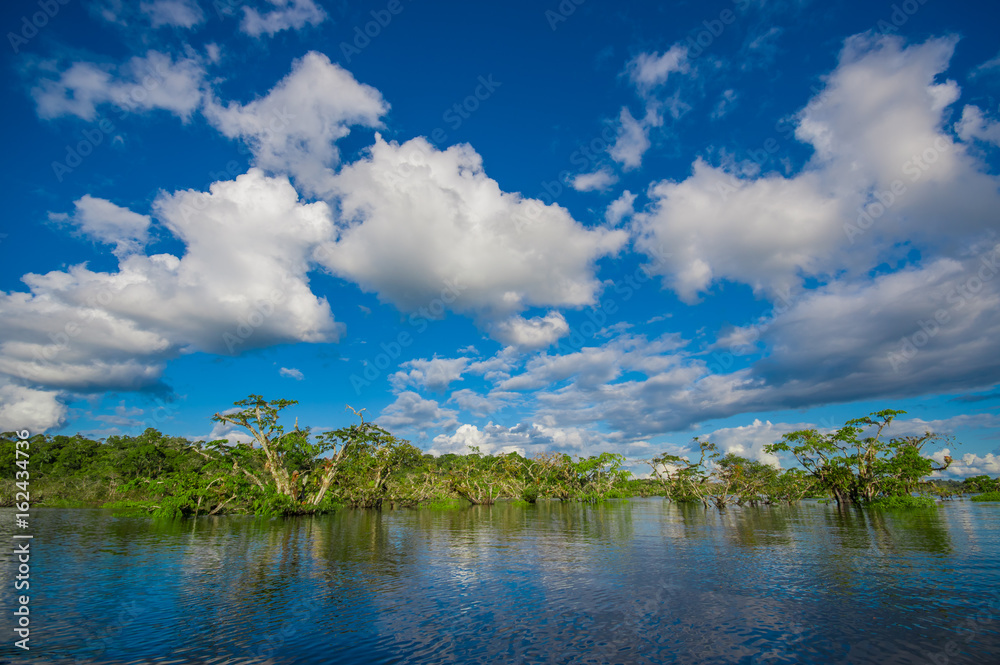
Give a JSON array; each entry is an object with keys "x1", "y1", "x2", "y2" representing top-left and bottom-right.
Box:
[{"x1": 2, "y1": 0, "x2": 999, "y2": 476}]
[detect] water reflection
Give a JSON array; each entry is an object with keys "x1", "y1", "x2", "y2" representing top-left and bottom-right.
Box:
[{"x1": 0, "y1": 500, "x2": 997, "y2": 664}]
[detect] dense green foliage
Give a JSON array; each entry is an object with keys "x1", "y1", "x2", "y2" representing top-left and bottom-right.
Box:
[
  {"x1": 963, "y1": 475, "x2": 1000, "y2": 493},
  {"x1": 763, "y1": 410, "x2": 953, "y2": 506},
  {"x1": 971, "y1": 491, "x2": 1000, "y2": 502},
  {"x1": 2, "y1": 400, "x2": 988, "y2": 516},
  {"x1": 646, "y1": 438, "x2": 819, "y2": 507},
  {"x1": 868, "y1": 495, "x2": 938, "y2": 510}
]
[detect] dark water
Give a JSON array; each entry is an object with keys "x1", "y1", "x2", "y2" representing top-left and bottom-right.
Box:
[{"x1": 2, "y1": 499, "x2": 1000, "y2": 664}]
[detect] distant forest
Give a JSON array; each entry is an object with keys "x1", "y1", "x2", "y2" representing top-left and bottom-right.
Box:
[{"x1": 3, "y1": 397, "x2": 998, "y2": 517}]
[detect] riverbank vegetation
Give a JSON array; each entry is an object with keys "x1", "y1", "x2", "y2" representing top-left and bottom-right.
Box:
[{"x1": 2, "y1": 397, "x2": 991, "y2": 517}]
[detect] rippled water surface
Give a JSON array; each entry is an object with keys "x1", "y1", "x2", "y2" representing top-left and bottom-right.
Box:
[{"x1": 2, "y1": 500, "x2": 1000, "y2": 664}]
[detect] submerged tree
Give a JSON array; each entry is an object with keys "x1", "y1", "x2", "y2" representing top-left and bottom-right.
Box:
[
  {"x1": 324, "y1": 409, "x2": 422, "y2": 509},
  {"x1": 763, "y1": 410, "x2": 953, "y2": 506},
  {"x1": 533, "y1": 451, "x2": 631, "y2": 502},
  {"x1": 211, "y1": 395, "x2": 299, "y2": 498},
  {"x1": 209, "y1": 396, "x2": 420, "y2": 511},
  {"x1": 445, "y1": 447, "x2": 521, "y2": 505},
  {"x1": 715, "y1": 453, "x2": 779, "y2": 507},
  {"x1": 646, "y1": 438, "x2": 715, "y2": 506}
]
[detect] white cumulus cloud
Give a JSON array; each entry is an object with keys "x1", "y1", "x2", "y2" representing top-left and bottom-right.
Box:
[
  {"x1": 32, "y1": 50, "x2": 206, "y2": 121},
  {"x1": 205, "y1": 51, "x2": 388, "y2": 195},
  {"x1": 240, "y1": 0, "x2": 327, "y2": 37},
  {"x1": 490, "y1": 312, "x2": 570, "y2": 351},
  {"x1": 317, "y1": 135, "x2": 627, "y2": 333}
]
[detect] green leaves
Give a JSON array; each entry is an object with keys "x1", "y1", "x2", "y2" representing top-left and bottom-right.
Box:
[{"x1": 763, "y1": 410, "x2": 952, "y2": 506}]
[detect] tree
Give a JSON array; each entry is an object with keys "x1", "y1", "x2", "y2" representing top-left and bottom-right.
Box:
[
  {"x1": 312, "y1": 407, "x2": 422, "y2": 509},
  {"x1": 647, "y1": 438, "x2": 715, "y2": 506},
  {"x1": 766, "y1": 468, "x2": 817, "y2": 504},
  {"x1": 209, "y1": 398, "x2": 421, "y2": 510},
  {"x1": 533, "y1": 451, "x2": 631, "y2": 502},
  {"x1": 715, "y1": 453, "x2": 778, "y2": 507},
  {"x1": 445, "y1": 446, "x2": 519, "y2": 505},
  {"x1": 763, "y1": 410, "x2": 953, "y2": 506},
  {"x1": 212, "y1": 395, "x2": 299, "y2": 497},
  {"x1": 962, "y1": 475, "x2": 1000, "y2": 494}
]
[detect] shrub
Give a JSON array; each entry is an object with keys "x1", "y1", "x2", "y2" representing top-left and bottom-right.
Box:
[
  {"x1": 971, "y1": 491, "x2": 1000, "y2": 502},
  {"x1": 868, "y1": 495, "x2": 937, "y2": 510}
]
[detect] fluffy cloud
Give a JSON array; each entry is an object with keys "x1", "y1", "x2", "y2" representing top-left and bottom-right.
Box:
[
  {"x1": 240, "y1": 0, "x2": 327, "y2": 37},
  {"x1": 428, "y1": 420, "x2": 637, "y2": 458},
  {"x1": 931, "y1": 450, "x2": 1000, "y2": 477},
  {"x1": 141, "y1": 0, "x2": 205, "y2": 28},
  {"x1": 0, "y1": 383, "x2": 67, "y2": 433},
  {"x1": 956, "y1": 105, "x2": 1000, "y2": 147},
  {"x1": 318, "y1": 135, "x2": 627, "y2": 329},
  {"x1": 569, "y1": 169, "x2": 618, "y2": 192},
  {"x1": 429, "y1": 422, "x2": 530, "y2": 456},
  {"x1": 500, "y1": 333, "x2": 682, "y2": 392},
  {"x1": 32, "y1": 50, "x2": 206, "y2": 121},
  {"x1": 749, "y1": 249, "x2": 1000, "y2": 403},
  {"x1": 490, "y1": 312, "x2": 570, "y2": 351},
  {"x1": 505, "y1": 249, "x2": 1000, "y2": 438},
  {"x1": 391, "y1": 357, "x2": 470, "y2": 392},
  {"x1": 632, "y1": 34, "x2": 1000, "y2": 303},
  {"x1": 0, "y1": 170, "x2": 341, "y2": 423},
  {"x1": 626, "y1": 45, "x2": 689, "y2": 92},
  {"x1": 447, "y1": 389, "x2": 517, "y2": 417},
  {"x1": 605, "y1": 190, "x2": 636, "y2": 226},
  {"x1": 204, "y1": 420, "x2": 254, "y2": 445},
  {"x1": 606, "y1": 45, "x2": 689, "y2": 171},
  {"x1": 700, "y1": 419, "x2": 803, "y2": 468},
  {"x1": 608, "y1": 107, "x2": 651, "y2": 171},
  {"x1": 391, "y1": 251, "x2": 997, "y2": 448},
  {"x1": 205, "y1": 51, "x2": 387, "y2": 195},
  {"x1": 280, "y1": 367, "x2": 304, "y2": 380},
  {"x1": 49, "y1": 195, "x2": 151, "y2": 257},
  {"x1": 377, "y1": 391, "x2": 458, "y2": 434},
  {"x1": 634, "y1": 162, "x2": 845, "y2": 302}
]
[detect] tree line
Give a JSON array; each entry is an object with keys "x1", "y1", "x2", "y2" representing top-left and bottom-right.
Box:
[{"x1": 2, "y1": 397, "x2": 989, "y2": 517}]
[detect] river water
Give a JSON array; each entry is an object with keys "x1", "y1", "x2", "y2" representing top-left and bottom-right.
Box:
[{"x1": 1, "y1": 499, "x2": 999, "y2": 664}]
